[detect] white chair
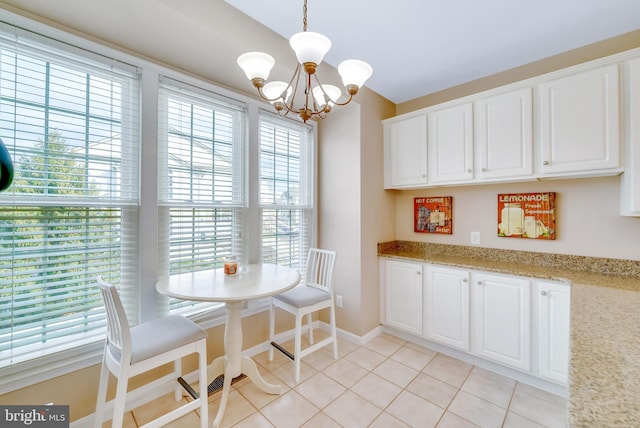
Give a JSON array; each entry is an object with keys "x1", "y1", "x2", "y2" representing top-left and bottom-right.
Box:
[
  {"x1": 94, "y1": 276, "x2": 208, "y2": 428},
  {"x1": 269, "y1": 248, "x2": 338, "y2": 382}
]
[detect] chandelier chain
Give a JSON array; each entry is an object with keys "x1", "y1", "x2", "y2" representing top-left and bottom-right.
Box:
[{"x1": 302, "y1": 0, "x2": 308, "y2": 31}]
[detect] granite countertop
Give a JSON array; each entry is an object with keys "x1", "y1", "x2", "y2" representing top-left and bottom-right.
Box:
[{"x1": 378, "y1": 241, "x2": 640, "y2": 427}]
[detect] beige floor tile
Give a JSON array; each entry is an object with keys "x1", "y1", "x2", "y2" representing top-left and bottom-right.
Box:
[
  {"x1": 234, "y1": 371, "x2": 286, "y2": 410},
  {"x1": 269, "y1": 359, "x2": 317, "y2": 388},
  {"x1": 294, "y1": 372, "x2": 346, "y2": 409},
  {"x1": 231, "y1": 411, "x2": 275, "y2": 427},
  {"x1": 470, "y1": 366, "x2": 516, "y2": 388},
  {"x1": 406, "y1": 372, "x2": 459, "y2": 409},
  {"x1": 208, "y1": 389, "x2": 257, "y2": 428},
  {"x1": 448, "y1": 391, "x2": 507, "y2": 428},
  {"x1": 404, "y1": 341, "x2": 438, "y2": 358},
  {"x1": 260, "y1": 390, "x2": 319, "y2": 428},
  {"x1": 436, "y1": 411, "x2": 480, "y2": 428},
  {"x1": 460, "y1": 369, "x2": 516, "y2": 408},
  {"x1": 372, "y1": 358, "x2": 419, "y2": 388},
  {"x1": 334, "y1": 337, "x2": 359, "y2": 357},
  {"x1": 163, "y1": 411, "x2": 204, "y2": 428},
  {"x1": 343, "y1": 346, "x2": 387, "y2": 371},
  {"x1": 386, "y1": 390, "x2": 444, "y2": 428},
  {"x1": 300, "y1": 411, "x2": 342, "y2": 428},
  {"x1": 99, "y1": 411, "x2": 137, "y2": 428},
  {"x1": 378, "y1": 332, "x2": 408, "y2": 345},
  {"x1": 299, "y1": 346, "x2": 337, "y2": 371},
  {"x1": 390, "y1": 345, "x2": 437, "y2": 371},
  {"x1": 364, "y1": 335, "x2": 403, "y2": 357},
  {"x1": 422, "y1": 353, "x2": 473, "y2": 388},
  {"x1": 351, "y1": 372, "x2": 403, "y2": 409},
  {"x1": 323, "y1": 390, "x2": 382, "y2": 428},
  {"x1": 253, "y1": 348, "x2": 292, "y2": 372},
  {"x1": 369, "y1": 411, "x2": 411, "y2": 428},
  {"x1": 322, "y1": 358, "x2": 368, "y2": 388},
  {"x1": 509, "y1": 383, "x2": 567, "y2": 427},
  {"x1": 502, "y1": 411, "x2": 546, "y2": 428}
]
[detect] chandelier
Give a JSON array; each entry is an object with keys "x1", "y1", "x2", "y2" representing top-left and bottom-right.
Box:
[{"x1": 236, "y1": 0, "x2": 372, "y2": 123}]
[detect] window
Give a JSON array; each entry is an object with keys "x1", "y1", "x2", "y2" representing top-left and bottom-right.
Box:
[
  {"x1": 0, "y1": 26, "x2": 140, "y2": 369},
  {"x1": 157, "y1": 79, "x2": 246, "y2": 314},
  {"x1": 259, "y1": 113, "x2": 313, "y2": 272}
]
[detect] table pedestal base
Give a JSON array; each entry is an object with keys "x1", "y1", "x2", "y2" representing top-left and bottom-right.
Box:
[{"x1": 209, "y1": 301, "x2": 281, "y2": 428}]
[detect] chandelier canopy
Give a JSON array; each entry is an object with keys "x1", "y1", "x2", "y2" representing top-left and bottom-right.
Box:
[{"x1": 237, "y1": 0, "x2": 372, "y2": 123}]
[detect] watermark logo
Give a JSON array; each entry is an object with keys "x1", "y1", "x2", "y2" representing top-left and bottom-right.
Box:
[{"x1": 0, "y1": 405, "x2": 69, "y2": 427}]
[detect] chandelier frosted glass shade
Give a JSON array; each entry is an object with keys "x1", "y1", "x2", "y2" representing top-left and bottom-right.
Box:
[
  {"x1": 237, "y1": 52, "x2": 275, "y2": 82},
  {"x1": 338, "y1": 60, "x2": 373, "y2": 93},
  {"x1": 312, "y1": 84, "x2": 341, "y2": 109},
  {"x1": 289, "y1": 31, "x2": 331, "y2": 68}
]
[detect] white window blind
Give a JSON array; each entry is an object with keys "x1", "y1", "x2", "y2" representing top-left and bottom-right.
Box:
[
  {"x1": 157, "y1": 79, "x2": 246, "y2": 314},
  {"x1": 0, "y1": 25, "x2": 140, "y2": 369},
  {"x1": 259, "y1": 113, "x2": 313, "y2": 271}
]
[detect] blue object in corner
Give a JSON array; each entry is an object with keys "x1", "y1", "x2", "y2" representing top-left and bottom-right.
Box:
[{"x1": 0, "y1": 138, "x2": 14, "y2": 191}]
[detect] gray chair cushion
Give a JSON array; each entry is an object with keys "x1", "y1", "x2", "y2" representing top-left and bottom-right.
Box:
[
  {"x1": 127, "y1": 315, "x2": 207, "y2": 363},
  {"x1": 275, "y1": 285, "x2": 330, "y2": 308}
]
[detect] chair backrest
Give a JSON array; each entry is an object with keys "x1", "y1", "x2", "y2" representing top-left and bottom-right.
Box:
[
  {"x1": 97, "y1": 275, "x2": 132, "y2": 363},
  {"x1": 304, "y1": 248, "x2": 336, "y2": 294}
]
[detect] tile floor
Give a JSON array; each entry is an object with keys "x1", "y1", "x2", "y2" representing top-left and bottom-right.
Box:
[{"x1": 110, "y1": 333, "x2": 568, "y2": 428}]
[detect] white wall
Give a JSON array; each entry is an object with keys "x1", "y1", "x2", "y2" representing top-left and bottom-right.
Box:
[{"x1": 394, "y1": 175, "x2": 640, "y2": 261}]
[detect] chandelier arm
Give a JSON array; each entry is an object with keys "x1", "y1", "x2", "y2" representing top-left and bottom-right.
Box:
[{"x1": 329, "y1": 92, "x2": 355, "y2": 107}]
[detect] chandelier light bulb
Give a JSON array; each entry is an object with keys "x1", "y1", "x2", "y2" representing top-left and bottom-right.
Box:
[
  {"x1": 263, "y1": 81, "x2": 292, "y2": 103},
  {"x1": 237, "y1": 52, "x2": 275, "y2": 83}
]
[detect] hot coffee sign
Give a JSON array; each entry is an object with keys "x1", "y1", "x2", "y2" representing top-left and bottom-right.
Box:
[
  {"x1": 498, "y1": 192, "x2": 556, "y2": 240},
  {"x1": 414, "y1": 196, "x2": 453, "y2": 234}
]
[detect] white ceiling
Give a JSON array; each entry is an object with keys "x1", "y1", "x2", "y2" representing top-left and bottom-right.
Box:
[{"x1": 225, "y1": 0, "x2": 640, "y2": 104}]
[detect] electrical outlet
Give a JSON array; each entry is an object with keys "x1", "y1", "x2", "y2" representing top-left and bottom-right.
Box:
[
  {"x1": 336, "y1": 295, "x2": 343, "y2": 308},
  {"x1": 470, "y1": 232, "x2": 481, "y2": 245}
]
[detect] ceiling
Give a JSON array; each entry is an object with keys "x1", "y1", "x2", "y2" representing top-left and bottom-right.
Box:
[{"x1": 225, "y1": 0, "x2": 640, "y2": 104}]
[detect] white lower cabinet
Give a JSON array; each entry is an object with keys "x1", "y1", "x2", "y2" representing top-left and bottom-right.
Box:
[
  {"x1": 424, "y1": 265, "x2": 470, "y2": 351},
  {"x1": 381, "y1": 260, "x2": 423, "y2": 335},
  {"x1": 380, "y1": 259, "x2": 570, "y2": 385},
  {"x1": 472, "y1": 272, "x2": 531, "y2": 371},
  {"x1": 535, "y1": 281, "x2": 571, "y2": 384}
]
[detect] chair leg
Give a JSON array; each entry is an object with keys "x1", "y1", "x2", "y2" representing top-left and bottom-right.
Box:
[
  {"x1": 307, "y1": 313, "x2": 314, "y2": 344},
  {"x1": 330, "y1": 304, "x2": 338, "y2": 359},
  {"x1": 173, "y1": 358, "x2": 182, "y2": 401},
  {"x1": 294, "y1": 312, "x2": 303, "y2": 383},
  {"x1": 197, "y1": 343, "x2": 208, "y2": 428},
  {"x1": 268, "y1": 300, "x2": 275, "y2": 361},
  {"x1": 111, "y1": 368, "x2": 129, "y2": 428},
  {"x1": 93, "y1": 352, "x2": 110, "y2": 428}
]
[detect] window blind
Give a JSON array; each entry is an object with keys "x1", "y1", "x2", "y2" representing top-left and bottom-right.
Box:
[
  {"x1": 0, "y1": 25, "x2": 140, "y2": 368},
  {"x1": 157, "y1": 79, "x2": 246, "y2": 314},
  {"x1": 259, "y1": 113, "x2": 313, "y2": 272}
]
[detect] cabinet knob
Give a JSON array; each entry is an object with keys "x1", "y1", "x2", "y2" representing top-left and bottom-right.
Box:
[
  {"x1": 467, "y1": 169, "x2": 472, "y2": 173},
  {"x1": 462, "y1": 278, "x2": 468, "y2": 283},
  {"x1": 422, "y1": 174, "x2": 427, "y2": 178},
  {"x1": 541, "y1": 290, "x2": 548, "y2": 296},
  {"x1": 476, "y1": 280, "x2": 482, "y2": 285},
  {"x1": 481, "y1": 168, "x2": 487, "y2": 172},
  {"x1": 417, "y1": 271, "x2": 421, "y2": 275},
  {"x1": 543, "y1": 160, "x2": 550, "y2": 165}
]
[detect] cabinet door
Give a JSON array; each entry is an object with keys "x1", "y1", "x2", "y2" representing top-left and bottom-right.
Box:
[
  {"x1": 384, "y1": 115, "x2": 428, "y2": 188},
  {"x1": 424, "y1": 266, "x2": 469, "y2": 351},
  {"x1": 536, "y1": 281, "x2": 570, "y2": 384},
  {"x1": 473, "y1": 273, "x2": 531, "y2": 371},
  {"x1": 383, "y1": 260, "x2": 423, "y2": 335},
  {"x1": 539, "y1": 64, "x2": 620, "y2": 175},
  {"x1": 621, "y1": 58, "x2": 640, "y2": 216},
  {"x1": 475, "y1": 87, "x2": 533, "y2": 180},
  {"x1": 428, "y1": 103, "x2": 473, "y2": 183}
]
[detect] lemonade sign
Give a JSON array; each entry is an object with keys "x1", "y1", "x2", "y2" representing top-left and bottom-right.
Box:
[{"x1": 498, "y1": 192, "x2": 556, "y2": 240}]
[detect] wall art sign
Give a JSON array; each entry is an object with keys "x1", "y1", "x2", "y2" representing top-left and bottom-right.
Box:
[
  {"x1": 498, "y1": 192, "x2": 556, "y2": 240},
  {"x1": 414, "y1": 196, "x2": 453, "y2": 234}
]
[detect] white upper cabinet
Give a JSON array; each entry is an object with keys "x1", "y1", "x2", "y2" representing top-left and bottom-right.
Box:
[
  {"x1": 621, "y1": 58, "x2": 640, "y2": 216},
  {"x1": 428, "y1": 102, "x2": 474, "y2": 184},
  {"x1": 383, "y1": 114, "x2": 428, "y2": 189},
  {"x1": 538, "y1": 64, "x2": 621, "y2": 176},
  {"x1": 475, "y1": 87, "x2": 533, "y2": 180}
]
